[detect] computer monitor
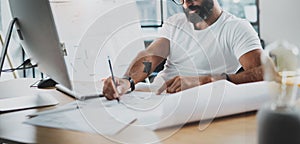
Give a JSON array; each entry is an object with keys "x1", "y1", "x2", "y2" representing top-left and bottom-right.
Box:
[{"x1": 8, "y1": 0, "x2": 72, "y2": 89}]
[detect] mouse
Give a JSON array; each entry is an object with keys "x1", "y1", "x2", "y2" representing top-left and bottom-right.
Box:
[{"x1": 37, "y1": 78, "x2": 58, "y2": 89}]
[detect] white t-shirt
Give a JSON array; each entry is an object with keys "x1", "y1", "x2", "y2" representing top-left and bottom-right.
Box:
[{"x1": 153, "y1": 11, "x2": 262, "y2": 84}]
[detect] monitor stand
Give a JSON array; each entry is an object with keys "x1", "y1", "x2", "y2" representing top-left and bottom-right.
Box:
[{"x1": 37, "y1": 78, "x2": 58, "y2": 89}]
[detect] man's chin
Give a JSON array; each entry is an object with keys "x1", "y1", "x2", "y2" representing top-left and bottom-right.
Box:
[{"x1": 187, "y1": 14, "x2": 204, "y2": 24}]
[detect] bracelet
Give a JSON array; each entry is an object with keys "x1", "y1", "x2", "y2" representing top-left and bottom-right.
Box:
[
  {"x1": 122, "y1": 76, "x2": 135, "y2": 91},
  {"x1": 221, "y1": 73, "x2": 231, "y2": 82}
]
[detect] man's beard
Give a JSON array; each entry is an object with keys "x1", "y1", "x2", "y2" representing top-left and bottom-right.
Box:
[{"x1": 183, "y1": 0, "x2": 214, "y2": 24}]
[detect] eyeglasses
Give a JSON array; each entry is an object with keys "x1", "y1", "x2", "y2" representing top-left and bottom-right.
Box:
[
  {"x1": 172, "y1": 0, "x2": 184, "y2": 5},
  {"x1": 172, "y1": 0, "x2": 195, "y2": 5}
]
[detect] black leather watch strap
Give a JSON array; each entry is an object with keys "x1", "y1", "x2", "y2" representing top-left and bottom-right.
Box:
[
  {"x1": 221, "y1": 73, "x2": 231, "y2": 82},
  {"x1": 122, "y1": 76, "x2": 135, "y2": 91}
]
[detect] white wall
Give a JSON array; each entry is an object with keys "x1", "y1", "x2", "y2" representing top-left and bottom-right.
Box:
[
  {"x1": 51, "y1": 0, "x2": 145, "y2": 81},
  {"x1": 260, "y1": 0, "x2": 300, "y2": 48},
  {"x1": 1, "y1": 0, "x2": 145, "y2": 82}
]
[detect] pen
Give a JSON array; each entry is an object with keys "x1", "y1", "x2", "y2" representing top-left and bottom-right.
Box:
[
  {"x1": 107, "y1": 56, "x2": 120, "y2": 103},
  {"x1": 75, "y1": 94, "x2": 105, "y2": 101}
]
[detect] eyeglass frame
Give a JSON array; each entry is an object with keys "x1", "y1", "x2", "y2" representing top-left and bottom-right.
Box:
[
  {"x1": 172, "y1": 0, "x2": 196, "y2": 5},
  {"x1": 172, "y1": 0, "x2": 184, "y2": 5}
]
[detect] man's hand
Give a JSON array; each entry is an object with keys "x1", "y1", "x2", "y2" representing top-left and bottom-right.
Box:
[
  {"x1": 156, "y1": 75, "x2": 214, "y2": 94},
  {"x1": 102, "y1": 77, "x2": 130, "y2": 100}
]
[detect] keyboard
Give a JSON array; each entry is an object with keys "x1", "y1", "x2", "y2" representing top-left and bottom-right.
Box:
[{"x1": 56, "y1": 81, "x2": 103, "y2": 99}]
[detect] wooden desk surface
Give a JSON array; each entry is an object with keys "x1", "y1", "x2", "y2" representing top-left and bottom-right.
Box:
[{"x1": 0, "y1": 78, "x2": 258, "y2": 144}]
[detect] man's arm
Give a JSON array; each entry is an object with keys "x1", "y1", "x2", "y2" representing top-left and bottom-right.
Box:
[
  {"x1": 102, "y1": 38, "x2": 170, "y2": 100},
  {"x1": 228, "y1": 49, "x2": 264, "y2": 84},
  {"x1": 124, "y1": 37, "x2": 170, "y2": 84},
  {"x1": 156, "y1": 49, "x2": 264, "y2": 94}
]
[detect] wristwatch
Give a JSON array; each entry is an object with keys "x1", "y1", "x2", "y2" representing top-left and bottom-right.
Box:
[
  {"x1": 122, "y1": 76, "x2": 135, "y2": 91},
  {"x1": 221, "y1": 73, "x2": 231, "y2": 82}
]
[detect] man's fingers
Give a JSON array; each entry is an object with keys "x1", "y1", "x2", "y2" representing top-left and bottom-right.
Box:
[
  {"x1": 175, "y1": 87, "x2": 181, "y2": 93},
  {"x1": 167, "y1": 85, "x2": 180, "y2": 93},
  {"x1": 165, "y1": 78, "x2": 175, "y2": 87},
  {"x1": 103, "y1": 86, "x2": 115, "y2": 100},
  {"x1": 111, "y1": 79, "x2": 119, "y2": 99},
  {"x1": 167, "y1": 77, "x2": 180, "y2": 93},
  {"x1": 102, "y1": 77, "x2": 120, "y2": 100}
]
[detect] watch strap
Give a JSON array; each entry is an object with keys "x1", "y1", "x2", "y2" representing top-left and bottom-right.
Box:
[{"x1": 122, "y1": 76, "x2": 135, "y2": 91}]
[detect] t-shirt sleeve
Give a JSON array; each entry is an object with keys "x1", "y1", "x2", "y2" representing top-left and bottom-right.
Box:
[
  {"x1": 158, "y1": 14, "x2": 186, "y2": 40},
  {"x1": 231, "y1": 20, "x2": 262, "y2": 59},
  {"x1": 159, "y1": 17, "x2": 173, "y2": 40}
]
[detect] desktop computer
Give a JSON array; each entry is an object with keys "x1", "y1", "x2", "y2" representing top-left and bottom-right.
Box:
[
  {"x1": 0, "y1": 0, "x2": 76, "y2": 112},
  {"x1": 1, "y1": 0, "x2": 142, "y2": 111},
  {"x1": 6, "y1": 0, "x2": 72, "y2": 89},
  {"x1": 5, "y1": 0, "x2": 107, "y2": 100}
]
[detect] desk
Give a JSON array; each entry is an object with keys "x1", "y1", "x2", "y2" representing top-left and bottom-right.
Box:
[{"x1": 0, "y1": 78, "x2": 257, "y2": 144}]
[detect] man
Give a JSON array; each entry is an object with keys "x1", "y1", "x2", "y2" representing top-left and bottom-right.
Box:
[{"x1": 102, "y1": 0, "x2": 263, "y2": 100}]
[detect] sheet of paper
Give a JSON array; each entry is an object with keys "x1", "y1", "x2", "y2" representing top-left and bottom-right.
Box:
[
  {"x1": 117, "y1": 80, "x2": 280, "y2": 130},
  {"x1": 120, "y1": 91, "x2": 167, "y2": 111},
  {"x1": 149, "y1": 80, "x2": 280, "y2": 130},
  {"x1": 25, "y1": 80, "x2": 280, "y2": 133},
  {"x1": 24, "y1": 99, "x2": 137, "y2": 135},
  {"x1": 119, "y1": 91, "x2": 165, "y2": 127}
]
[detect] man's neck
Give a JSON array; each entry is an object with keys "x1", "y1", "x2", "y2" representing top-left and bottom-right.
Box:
[{"x1": 194, "y1": 7, "x2": 222, "y2": 30}]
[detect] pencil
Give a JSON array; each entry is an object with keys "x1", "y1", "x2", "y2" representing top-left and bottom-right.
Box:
[{"x1": 107, "y1": 56, "x2": 120, "y2": 103}]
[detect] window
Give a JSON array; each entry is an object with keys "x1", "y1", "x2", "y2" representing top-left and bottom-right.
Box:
[
  {"x1": 136, "y1": 0, "x2": 183, "y2": 28},
  {"x1": 136, "y1": 0, "x2": 260, "y2": 35},
  {"x1": 218, "y1": 0, "x2": 260, "y2": 35},
  {"x1": 136, "y1": 0, "x2": 163, "y2": 27},
  {"x1": 136, "y1": 0, "x2": 182, "y2": 45},
  {"x1": 0, "y1": 1, "x2": 38, "y2": 80},
  {"x1": 0, "y1": 2, "x2": 2, "y2": 31}
]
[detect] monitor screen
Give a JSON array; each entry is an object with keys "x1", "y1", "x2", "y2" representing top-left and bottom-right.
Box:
[{"x1": 8, "y1": 0, "x2": 72, "y2": 89}]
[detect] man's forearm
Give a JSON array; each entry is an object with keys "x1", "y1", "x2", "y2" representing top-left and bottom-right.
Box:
[
  {"x1": 124, "y1": 50, "x2": 165, "y2": 84},
  {"x1": 123, "y1": 38, "x2": 170, "y2": 84},
  {"x1": 228, "y1": 66, "x2": 264, "y2": 84}
]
